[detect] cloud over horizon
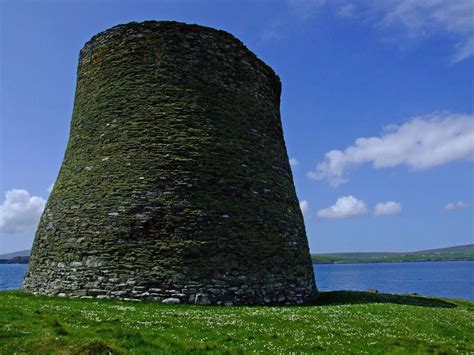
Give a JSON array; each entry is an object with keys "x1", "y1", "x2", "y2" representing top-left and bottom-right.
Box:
[
  {"x1": 374, "y1": 201, "x2": 402, "y2": 216},
  {"x1": 309, "y1": 112, "x2": 474, "y2": 186},
  {"x1": 300, "y1": 200, "x2": 309, "y2": 216},
  {"x1": 444, "y1": 201, "x2": 470, "y2": 211},
  {"x1": 0, "y1": 189, "x2": 46, "y2": 234},
  {"x1": 289, "y1": 158, "x2": 299, "y2": 167},
  {"x1": 317, "y1": 196, "x2": 402, "y2": 219},
  {"x1": 317, "y1": 195, "x2": 369, "y2": 219}
]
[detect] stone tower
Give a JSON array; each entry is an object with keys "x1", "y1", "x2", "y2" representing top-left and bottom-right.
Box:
[{"x1": 23, "y1": 21, "x2": 317, "y2": 305}]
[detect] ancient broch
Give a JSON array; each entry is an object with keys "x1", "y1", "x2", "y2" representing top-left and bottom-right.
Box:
[{"x1": 23, "y1": 21, "x2": 318, "y2": 305}]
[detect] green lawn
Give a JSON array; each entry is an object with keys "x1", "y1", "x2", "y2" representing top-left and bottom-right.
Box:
[{"x1": 1, "y1": 290, "x2": 473, "y2": 354}]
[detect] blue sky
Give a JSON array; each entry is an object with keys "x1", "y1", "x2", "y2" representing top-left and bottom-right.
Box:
[{"x1": 0, "y1": 0, "x2": 473, "y2": 254}]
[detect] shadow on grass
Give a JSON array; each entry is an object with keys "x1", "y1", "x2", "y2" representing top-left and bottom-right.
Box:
[
  {"x1": 72, "y1": 340, "x2": 123, "y2": 355},
  {"x1": 311, "y1": 291, "x2": 457, "y2": 308}
]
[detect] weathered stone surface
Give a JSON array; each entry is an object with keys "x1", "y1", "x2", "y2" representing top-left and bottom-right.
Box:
[
  {"x1": 22, "y1": 20, "x2": 318, "y2": 305},
  {"x1": 162, "y1": 298, "x2": 181, "y2": 304},
  {"x1": 194, "y1": 293, "x2": 210, "y2": 305}
]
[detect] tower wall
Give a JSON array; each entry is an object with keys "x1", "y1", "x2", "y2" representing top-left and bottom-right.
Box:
[{"x1": 23, "y1": 21, "x2": 317, "y2": 305}]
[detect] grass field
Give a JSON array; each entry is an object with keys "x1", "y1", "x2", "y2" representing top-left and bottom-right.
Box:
[{"x1": 1, "y1": 290, "x2": 473, "y2": 354}]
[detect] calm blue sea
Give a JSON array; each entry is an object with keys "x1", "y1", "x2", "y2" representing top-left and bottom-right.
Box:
[
  {"x1": 0, "y1": 264, "x2": 28, "y2": 291},
  {"x1": 314, "y1": 261, "x2": 474, "y2": 301},
  {"x1": 1, "y1": 261, "x2": 473, "y2": 301}
]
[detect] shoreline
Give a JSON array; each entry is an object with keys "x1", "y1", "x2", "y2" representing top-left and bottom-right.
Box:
[{"x1": 313, "y1": 258, "x2": 474, "y2": 265}]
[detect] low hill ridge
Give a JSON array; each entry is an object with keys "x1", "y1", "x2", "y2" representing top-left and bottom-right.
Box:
[{"x1": 312, "y1": 244, "x2": 474, "y2": 263}]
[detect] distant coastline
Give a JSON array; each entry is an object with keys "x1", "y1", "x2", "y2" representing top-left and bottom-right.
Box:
[
  {"x1": 1, "y1": 244, "x2": 473, "y2": 265},
  {"x1": 312, "y1": 256, "x2": 474, "y2": 264},
  {"x1": 0, "y1": 256, "x2": 29, "y2": 264},
  {"x1": 312, "y1": 244, "x2": 474, "y2": 264}
]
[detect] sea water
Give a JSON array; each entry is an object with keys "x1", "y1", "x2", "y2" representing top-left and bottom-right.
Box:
[
  {"x1": 314, "y1": 261, "x2": 474, "y2": 301},
  {"x1": 1, "y1": 261, "x2": 473, "y2": 301}
]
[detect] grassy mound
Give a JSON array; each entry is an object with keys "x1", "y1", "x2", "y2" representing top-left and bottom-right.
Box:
[{"x1": 1, "y1": 290, "x2": 472, "y2": 353}]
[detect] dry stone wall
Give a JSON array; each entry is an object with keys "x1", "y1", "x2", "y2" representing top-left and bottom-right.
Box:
[{"x1": 22, "y1": 21, "x2": 318, "y2": 305}]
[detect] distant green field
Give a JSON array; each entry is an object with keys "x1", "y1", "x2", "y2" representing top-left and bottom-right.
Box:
[
  {"x1": 1, "y1": 291, "x2": 473, "y2": 353},
  {"x1": 312, "y1": 244, "x2": 474, "y2": 264}
]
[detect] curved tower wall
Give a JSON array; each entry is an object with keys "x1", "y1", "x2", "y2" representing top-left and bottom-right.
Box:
[{"x1": 23, "y1": 21, "x2": 317, "y2": 305}]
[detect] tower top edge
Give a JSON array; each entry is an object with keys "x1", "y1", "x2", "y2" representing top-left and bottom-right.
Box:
[{"x1": 80, "y1": 20, "x2": 281, "y2": 90}]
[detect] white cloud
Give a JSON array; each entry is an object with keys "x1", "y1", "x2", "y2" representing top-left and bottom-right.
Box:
[
  {"x1": 375, "y1": 0, "x2": 474, "y2": 63},
  {"x1": 444, "y1": 201, "x2": 470, "y2": 211},
  {"x1": 287, "y1": 0, "x2": 326, "y2": 21},
  {"x1": 309, "y1": 112, "x2": 474, "y2": 186},
  {"x1": 317, "y1": 195, "x2": 368, "y2": 219},
  {"x1": 300, "y1": 200, "x2": 309, "y2": 216},
  {"x1": 0, "y1": 189, "x2": 46, "y2": 234},
  {"x1": 284, "y1": 0, "x2": 474, "y2": 62},
  {"x1": 289, "y1": 158, "x2": 299, "y2": 167},
  {"x1": 263, "y1": 0, "x2": 326, "y2": 40},
  {"x1": 452, "y1": 37, "x2": 474, "y2": 63},
  {"x1": 47, "y1": 183, "x2": 54, "y2": 193},
  {"x1": 337, "y1": 3, "x2": 355, "y2": 18},
  {"x1": 374, "y1": 201, "x2": 402, "y2": 216}
]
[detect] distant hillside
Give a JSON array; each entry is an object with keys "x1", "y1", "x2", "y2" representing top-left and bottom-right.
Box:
[
  {"x1": 411, "y1": 244, "x2": 474, "y2": 254},
  {"x1": 0, "y1": 250, "x2": 30, "y2": 264},
  {"x1": 0, "y1": 250, "x2": 30, "y2": 260},
  {"x1": 312, "y1": 244, "x2": 474, "y2": 264}
]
